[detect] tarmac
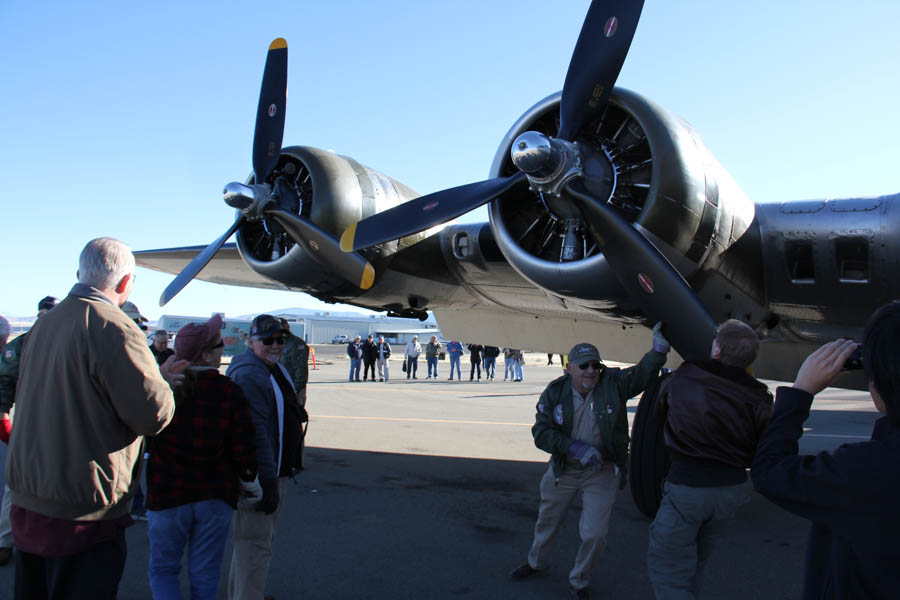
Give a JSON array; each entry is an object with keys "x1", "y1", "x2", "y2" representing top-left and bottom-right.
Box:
[{"x1": 0, "y1": 345, "x2": 880, "y2": 599}]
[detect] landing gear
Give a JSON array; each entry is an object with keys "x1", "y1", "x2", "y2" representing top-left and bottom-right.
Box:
[{"x1": 629, "y1": 370, "x2": 672, "y2": 518}]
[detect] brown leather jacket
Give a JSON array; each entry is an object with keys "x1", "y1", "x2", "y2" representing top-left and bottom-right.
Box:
[{"x1": 657, "y1": 359, "x2": 773, "y2": 486}]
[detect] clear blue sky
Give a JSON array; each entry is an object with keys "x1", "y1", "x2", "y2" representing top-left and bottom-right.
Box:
[{"x1": 2, "y1": 1, "x2": 898, "y2": 320}]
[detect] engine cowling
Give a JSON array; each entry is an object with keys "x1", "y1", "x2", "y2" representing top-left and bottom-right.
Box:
[
  {"x1": 235, "y1": 145, "x2": 422, "y2": 297},
  {"x1": 487, "y1": 89, "x2": 755, "y2": 310}
]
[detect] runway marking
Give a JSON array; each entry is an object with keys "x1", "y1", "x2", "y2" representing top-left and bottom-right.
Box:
[
  {"x1": 315, "y1": 415, "x2": 532, "y2": 427},
  {"x1": 802, "y1": 432, "x2": 870, "y2": 439}
]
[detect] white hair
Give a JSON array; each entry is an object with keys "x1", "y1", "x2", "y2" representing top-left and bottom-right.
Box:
[{"x1": 78, "y1": 237, "x2": 135, "y2": 290}]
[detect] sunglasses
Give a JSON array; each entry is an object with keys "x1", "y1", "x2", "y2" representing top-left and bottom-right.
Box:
[
  {"x1": 577, "y1": 361, "x2": 603, "y2": 370},
  {"x1": 261, "y1": 336, "x2": 286, "y2": 346}
]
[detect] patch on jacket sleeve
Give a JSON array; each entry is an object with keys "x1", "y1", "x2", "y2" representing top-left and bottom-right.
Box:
[
  {"x1": 3, "y1": 350, "x2": 14, "y2": 360},
  {"x1": 537, "y1": 401, "x2": 545, "y2": 414},
  {"x1": 554, "y1": 404, "x2": 564, "y2": 425}
]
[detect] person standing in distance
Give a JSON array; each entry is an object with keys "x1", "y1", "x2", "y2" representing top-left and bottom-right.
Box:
[
  {"x1": 150, "y1": 329, "x2": 174, "y2": 365},
  {"x1": 376, "y1": 335, "x2": 392, "y2": 381},
  {"x1": 226, "y1": 315, "x2": 304, "y2": 600},
  {"x1": 347, "y1": 335, "x2": 362, "y2": 382},
  {"x1": 510, "y1": 326, "x2": 670, "y2": 600},
  {"x1": 6, "y1": 237, "x2": 185, "y2": 599}
]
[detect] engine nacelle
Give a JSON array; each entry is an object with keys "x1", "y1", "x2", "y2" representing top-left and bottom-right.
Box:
[
  {"x1": 487, "y1": 89, "x2": 755, "y2": 310},
  {"x1": 235, "y1": 146, "x2": 422, "y2": 297}
]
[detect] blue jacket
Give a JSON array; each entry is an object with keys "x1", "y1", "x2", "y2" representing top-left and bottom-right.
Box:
[
  {"x1": 752, "y1": 386, "x2": 900, "y2": 599},
  {"x1": 227, "y1": 350, "x2": 294, "y2": 481}
]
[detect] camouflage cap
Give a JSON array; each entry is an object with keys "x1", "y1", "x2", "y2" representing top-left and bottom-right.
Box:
[{"x1": 567, "y1": 342, "x2": 601, "y2": 366}]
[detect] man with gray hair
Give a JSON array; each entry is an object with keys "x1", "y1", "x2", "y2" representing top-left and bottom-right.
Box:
[
  {"x1": 6, "y1": 237, "x2": 186, "y2": 599},
  {"x1": 510, "y1": 326, "x2": 670, "y2": 600}
]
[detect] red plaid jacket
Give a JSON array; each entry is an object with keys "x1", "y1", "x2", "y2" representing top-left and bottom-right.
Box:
[{"x1": 147, "y1": 368, "x2": 257, "y2": 510}]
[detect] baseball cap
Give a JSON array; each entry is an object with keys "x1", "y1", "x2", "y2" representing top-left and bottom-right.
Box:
[
  {"x1": 175, "y1": 314, "x2": 223, "y2": 362},
  {"x1": 250, "y1": 314, "x2": 286, "y2": 339},
  {"x1": 568, "y1": 343, "x2": 601, "y2": 366},
  {"x1": 38, "y1": 296, "x2": 59, "y2": 312},
  {"x1": 121, "y1": 301, "x2": 148, "y2": 330}
]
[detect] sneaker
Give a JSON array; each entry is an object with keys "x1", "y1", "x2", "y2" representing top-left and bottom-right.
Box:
[
  {"x1": 509, "y1": 563, "x2": 538, "y2": 580},
  {"x1": 570, "y1": 585, "x2": 590, "y2": 600}
]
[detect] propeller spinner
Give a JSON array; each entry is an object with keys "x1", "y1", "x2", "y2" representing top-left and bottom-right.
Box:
[
  {"x1": 340, "y1": 0, "x2": 719, "y2": 359},
  {"x1": 160, "y1": 39, "x2": 375, "y2": 307}
]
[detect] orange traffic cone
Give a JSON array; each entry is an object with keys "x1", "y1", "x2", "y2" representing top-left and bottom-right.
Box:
[{"x1": 310, "y1": 346, "x2": 317, "y2": 370}]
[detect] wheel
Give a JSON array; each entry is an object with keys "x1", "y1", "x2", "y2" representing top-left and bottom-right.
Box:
[{"x1": 629, "y1": 370, "x2": 672, "y2": 518}]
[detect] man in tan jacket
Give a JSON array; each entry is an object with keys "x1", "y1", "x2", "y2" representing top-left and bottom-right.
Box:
[{"x1": 6, "y1": 237, "x2": 187, "y2": 599}]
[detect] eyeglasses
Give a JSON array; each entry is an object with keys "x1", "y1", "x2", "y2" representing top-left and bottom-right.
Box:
[
  {"x1": 577, "y1": 361, "x2": 603, "y2": 370},
  {"x1": 261, "y1": 336, "x2": 285, "y2": 346}
]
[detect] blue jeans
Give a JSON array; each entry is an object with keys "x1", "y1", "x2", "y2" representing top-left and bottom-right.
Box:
[
  {"x1": 426, "y1": 356, "x2": 439, "y2": 377},
  {"x1": 449, "y1": 355, "x2": 461, "y2": 379},
  {"x1": 483, "y1": 357, "x2": 496, "y2": 379},
  {"x1": 406, "y1": 356, "x2": 418, "y2": 377},
  {"x1": 148, "y1": 499, "x2": 234, "y2": 600},
  {"x1": 349, "y1": 358, "x2": 361, "y2": 381}
]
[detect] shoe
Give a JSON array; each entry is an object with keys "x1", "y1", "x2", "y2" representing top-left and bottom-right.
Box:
[
  {"x1": 509, "y1": 563, "x2": 538, "y2": 580},
  {"x1": 379, "y1": 378, "x2": 384, "y2": 382},
  {"x1": 0, "y1": 547, "x2": 12, "y2": 566},
  {"x1": 570, "y1": 585, "x2": 590, "y2": 599},
  {"x1": 448, "y1": 377, "x2": 453, "y2": 380},
  {"x1": 413, "y1": 376, "x2": 417, "y2": 379}
]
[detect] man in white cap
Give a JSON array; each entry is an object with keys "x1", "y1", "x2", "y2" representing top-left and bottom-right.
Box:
[{"x1": 510, "y1": 325, "x2": 670, "y2": 600}]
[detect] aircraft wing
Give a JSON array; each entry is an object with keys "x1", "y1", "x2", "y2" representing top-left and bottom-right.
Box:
[{"x1": 135, "y1": 243, "x2": 287, "y2": 292}]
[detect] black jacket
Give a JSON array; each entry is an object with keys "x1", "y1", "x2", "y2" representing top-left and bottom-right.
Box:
[
  {"x1": 752, "y1": 386, "x2": 900, "y2": 599},
  {"x1": 362, "y1": 340, "x2": 378, "y2": 362}
]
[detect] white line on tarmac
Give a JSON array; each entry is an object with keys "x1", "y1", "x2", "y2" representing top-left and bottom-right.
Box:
[{"x1": 314, "y1": 415, "x2": 531, "y2": 427}]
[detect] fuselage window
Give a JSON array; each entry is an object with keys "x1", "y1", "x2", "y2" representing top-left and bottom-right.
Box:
[
  {"x1": 835, "y1": 238, "x2": 869, "y2": 283},
  {"x1": 786, "y1": 241, "x2": 815, "y2": 284}
]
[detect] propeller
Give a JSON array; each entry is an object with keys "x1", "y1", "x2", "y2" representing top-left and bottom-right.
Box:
[
  {"x1": 565, "y1": 180, "x2": 717, "y2": 359},
  {"x1": 340, "y1": 0, "x2": 644, "y2": 252},
  {"x1": 160, "y1": 38, "x2": 375, "y2": 306},
  {"x1": 340, "y1": 173, "x2": 527, "y2": 252}
]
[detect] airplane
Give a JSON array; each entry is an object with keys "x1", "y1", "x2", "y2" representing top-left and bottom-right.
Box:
[{"x1": 135, "y1": 0, "x2": 897, "y2": 515}]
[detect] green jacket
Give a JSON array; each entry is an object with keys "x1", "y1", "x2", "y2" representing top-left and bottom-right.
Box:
[
  {"x1": 0, "y1": 331, "x2": 27, "y2": 414},
  {"x1": 281, "y1": 333, "x2": 309, "y2": 389},
  {"x1": 532, "y1": 349, "x2": 666, "y2": 483},
  {"x1": 425, "y1": 341, "x2": 442, "y2": 358}
]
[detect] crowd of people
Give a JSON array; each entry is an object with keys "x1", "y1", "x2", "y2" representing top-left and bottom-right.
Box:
[
  {"x1": 345, "y1": 335, "x2": 527, "y2": 382},
  {"x1": 2, "y1": 236, "x2": 898, "y2": 600},
  {"x1": 0, "y1": 238, "x2": 308, "y2": 600}
]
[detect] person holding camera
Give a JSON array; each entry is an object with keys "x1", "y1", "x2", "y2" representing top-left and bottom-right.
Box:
[{"x1": 752, "y1": 300, "x2": 900, "y2": 599}]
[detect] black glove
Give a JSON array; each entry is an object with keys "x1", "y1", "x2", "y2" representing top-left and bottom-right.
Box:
[{"x1": 256, "y1": 478, "x2": 280, "y2": 515}]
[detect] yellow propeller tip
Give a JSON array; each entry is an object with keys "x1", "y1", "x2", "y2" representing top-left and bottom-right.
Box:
[
  {"x1": 340, "y1": 223, "x2": 357, "y2": 252},
  {"x1": 360, "y1": 263, "x2": 375, "y2": 290},
  {"x1": 269, "y1": 38, "x2": 287, "y2": 50}
]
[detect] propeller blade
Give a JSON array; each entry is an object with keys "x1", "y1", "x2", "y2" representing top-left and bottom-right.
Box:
[
  {"x1": 159, "y1": 216, "x2": 244, "y2": 306},
  {"x1": 557, "y1": 0, "x2": 644, "y2": 141},
  {"x1": 340, "y1": 172, "x2": 527, "y2": 252},
  {"x1": 267, "y1": 209, "x2": 375, "y2": 290},
  {"x1": 252, "y1": 38, "x2": 288, "y2": 183},
  {"x1": 565, "y1": 180, "x2": 717, "y2": 360}
]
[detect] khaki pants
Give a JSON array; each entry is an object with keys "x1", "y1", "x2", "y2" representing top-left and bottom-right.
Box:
[
  {"x1": 228, "y1": 478, "x2": 287, "y2": 600},
  {"x1": 377, "y1": 357, "x2": 390, "y2": 380},
  {"x1": 527, "y1": 464, "x2": 618, "y2": 591}
]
